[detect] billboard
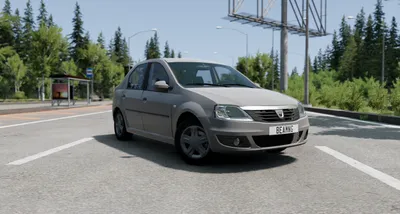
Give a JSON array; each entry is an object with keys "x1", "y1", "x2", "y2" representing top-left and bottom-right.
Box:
[{"x1": 52, "y1": 83, "x2": 68, "y2": 100}]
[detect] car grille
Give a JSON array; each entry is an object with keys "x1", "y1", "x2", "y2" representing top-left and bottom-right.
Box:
[
  {"x1": 244, "y1": 108, "x2": 300, "y2": 123},
  {"x1": 252, "y1": 133, "x2": 295, "y2": 148}
]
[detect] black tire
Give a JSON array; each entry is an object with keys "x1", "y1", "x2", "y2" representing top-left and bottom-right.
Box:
[
  {"x1": 114, "y1": 110, "x2": 132, "y2": 141},
  {"x1": 267, "y1": 148, "x2": 286, "y2": 154},
  {"x1": 175, "y1": 118, "x2": 213, "y2": 165}
]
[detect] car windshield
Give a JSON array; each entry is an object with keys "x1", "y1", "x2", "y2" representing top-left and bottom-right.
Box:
[{"x1": 167, "y1": 62, "x2": 257, "y2": 88}]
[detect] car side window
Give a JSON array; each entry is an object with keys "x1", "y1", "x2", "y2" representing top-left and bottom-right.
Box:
[
  {"x1": 147, "y1": 63, "x2": 169, "y2": 91},
  {"x1": 214, "y1": 66, "x2": 236, "y2": 83},
  {"x1": 128, "y1": 64, "x2": 147, "y2": 90},
  {"x1": 195, "y1": 70, "x2": 213, "y2": 84}
]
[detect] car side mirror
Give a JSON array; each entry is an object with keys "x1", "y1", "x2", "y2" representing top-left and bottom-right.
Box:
[{"x1": 154, "y1": 80, "x2": 170, "y2": 92}]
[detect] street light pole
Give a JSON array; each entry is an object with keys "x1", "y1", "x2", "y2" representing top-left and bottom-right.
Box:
[
  {"x1": 127, "y1": 28, "x2": 157, "y2": 71},
  {"x1": 216, "y1": 26, "x2": 248, "y2": 73}
]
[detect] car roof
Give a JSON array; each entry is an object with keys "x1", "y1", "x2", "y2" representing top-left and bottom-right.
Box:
[{"x1": 139, "y1": 58, "x2": 228, "y2": 66}]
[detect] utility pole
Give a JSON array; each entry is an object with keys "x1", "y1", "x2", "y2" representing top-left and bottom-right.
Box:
[
  {"x1": 304, "y1": 0, "x2": 310, "y2": 105},
  {"x1": 381, "y1": 29, "x2": 385, "y2": 85},
  {"x1": 280, "y1": 0, "x2": 288, "y2": 92}
]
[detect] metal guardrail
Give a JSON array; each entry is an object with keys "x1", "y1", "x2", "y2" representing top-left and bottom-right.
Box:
[{"x1": 305, "y1": 107, "x2": 400, "y2": 126}]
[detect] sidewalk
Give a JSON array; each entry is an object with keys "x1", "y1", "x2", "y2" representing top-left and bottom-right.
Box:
[{"x1": 0, "y1": 100, "x2": 112, "y2": 115}]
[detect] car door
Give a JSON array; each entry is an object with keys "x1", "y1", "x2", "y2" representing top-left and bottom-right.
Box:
[
  {"x1": 141, "y1": 62, "x2": 176, "y2": 138},
  {"x1": 121, "y1": 63, "x2": 148, "y2": 132}
]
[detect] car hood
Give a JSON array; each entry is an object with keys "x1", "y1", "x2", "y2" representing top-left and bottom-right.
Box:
[{"x1": 186, "y1": 87, "x2": 299, "y2": 107}]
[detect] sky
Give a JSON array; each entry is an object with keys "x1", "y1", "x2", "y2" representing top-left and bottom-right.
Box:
[{"x1": 5, "y1": 0, "x2": 400, "y2": 74}]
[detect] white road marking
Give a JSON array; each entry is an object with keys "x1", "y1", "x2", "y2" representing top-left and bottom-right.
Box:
[
  {"x1": 7, "y1": 138, "x2": 94, "y2": 165},
  {"x1": 306, "y1": 111, "x2": 400, "y2": 129},
  {"x1": 0, "y1": 110, "x2": 111, "y2": 129},
  {"x1": 316, "y1": 146, "x2": 400, "y2": 191}
]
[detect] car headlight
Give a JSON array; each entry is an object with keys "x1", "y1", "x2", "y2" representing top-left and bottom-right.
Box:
[
  {"x1": 214, "y1": 105, "x2": 253, "y2": 121},
  {"x1": 298, "y1": 102, "x2": 306, "y2": 117}
]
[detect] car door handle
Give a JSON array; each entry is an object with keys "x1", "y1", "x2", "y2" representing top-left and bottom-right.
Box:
[
  {"x1": 142, "y1": 97, "x2": 147, "y2": 102},
  {"x1": 122, "y1": 94, "x2": 126, "y2": 98}
]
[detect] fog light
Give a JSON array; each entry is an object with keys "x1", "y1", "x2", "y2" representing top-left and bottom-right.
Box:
[{"x1": 233, "y1": 138, "x2": 240, "y2": 146}]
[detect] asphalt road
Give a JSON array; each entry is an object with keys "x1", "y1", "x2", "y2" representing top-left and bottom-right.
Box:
[{"x1": 1, "y1": 106, "x2": 400, "y2": 214}]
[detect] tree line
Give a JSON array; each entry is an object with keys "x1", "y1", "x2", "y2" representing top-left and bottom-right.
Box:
[
  {"x1": 234, "y1": 0, "x2": 400, "y2": 115},
  {"x1": 0, "y1": 0, "x2": 182, "y2": 100}
]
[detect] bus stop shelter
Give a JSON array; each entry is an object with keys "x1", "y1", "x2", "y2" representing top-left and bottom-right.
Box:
[{"x1": 49, "y1": 74, "x2": 91, "y2": 107}]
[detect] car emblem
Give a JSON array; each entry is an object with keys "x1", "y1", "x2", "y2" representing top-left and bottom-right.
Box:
[{"x1": 275, "y1": 109, "x2": 284, "y2": 119}]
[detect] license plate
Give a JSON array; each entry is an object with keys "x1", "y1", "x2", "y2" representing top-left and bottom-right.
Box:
[{"x1": 269, "y1": 124, "x2": 298, "y2": 135}]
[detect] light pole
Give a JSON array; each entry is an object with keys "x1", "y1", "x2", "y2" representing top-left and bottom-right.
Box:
[
  {"x1": 127, "y1": 28, "x2": 157, "y2": 71},
  {"x1": 216, "y1": 26, "x2": 248, "y2": 73}
]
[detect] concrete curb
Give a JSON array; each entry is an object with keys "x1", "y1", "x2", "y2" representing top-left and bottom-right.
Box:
[
  {"x1": 305, "y1": 107, "x2": 400, "y2": 126},
  {"x1": 0, "y1": 103, "x2": 112, "y2": 115}
]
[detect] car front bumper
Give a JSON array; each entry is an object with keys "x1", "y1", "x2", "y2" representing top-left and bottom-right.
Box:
[{"x1": 204, "y1": 115, "x2": 310, "y2": 153}]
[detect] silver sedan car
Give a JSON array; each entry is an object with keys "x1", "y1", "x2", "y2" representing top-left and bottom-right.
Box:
[{"x1": 112, "y1": 58, "x2": 309, "y2": 164}]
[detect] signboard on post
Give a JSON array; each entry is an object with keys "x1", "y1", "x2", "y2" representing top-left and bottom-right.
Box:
[{"x1": 86, "y1": 68, "x2": 93, "y2": 79}]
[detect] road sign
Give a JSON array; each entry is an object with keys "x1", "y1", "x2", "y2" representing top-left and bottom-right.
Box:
[{"x1": 86, "y1": 68, "x2": 93, "y2": 79}]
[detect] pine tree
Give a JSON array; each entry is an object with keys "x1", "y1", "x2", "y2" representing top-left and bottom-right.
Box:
[
  {"x1": 163, "y1": 41, "x2": 170, "y2": 58},
  {"x1": 170, "y1": 49, "x2": 175, "y2": 58},
  {"x1": 144, "y1": 40, "x2": 150, "y2": 59},
  {"x1": 83, "y1": 31, "x2": 90, "y2": 49},
  {"x1": 329, "y1": 31, "x2": 341, "y2": 71},
  {"x1": 359, "y1": 15, "x2": 375, "y2": 78},
  {"x1": 291, "y1": 67, "x2": 299, "y2": 77},
  {"x1": 97, "y1": 32, "x2": 105, "y2": 49},
  {"x1": 21, "y1": 0, "x2": 35, "y2": 62},
  {"x1": 70, "y1": 2, "x2": 85, "y2": 61},
  {"x1": 37, "y1": 0, "x2": 48, "y2": 26},
  {"x1": 150, "y1": 32, "x2": 161, "y2": 58},
  {"x1": 47, "y1": 14, "x2": 54, "y2": 27},
  {"x1": 339, "y1": 16, "x2": 351, "y2": 57},
  {"x1": 273, "y1": 50, "x2": 280, "y2": 89},
  {"x1": 178, "y1": 51, "x2": 182, "y2": 58},
  {"x1": 112, "y1": 27, "x2": 124, "y2": 63},
  {"x1": 2, "y1": 0, "x2": 11, "y2": 15},
  {"x1": 386, "y1": 17, "x2": 399, "y2": 87},
  {"x1": 313, "y1": 57, "x2": 318, "y2": 73},
  {"x1": 354, "y1": 8, "x2": 366, "y2": 45},
  {"x1": 338, "y1": 35, "x2": 357, "y2": 81},
  {"x1": 13, "y1": 9, "x2": 23, "y2": 55}
]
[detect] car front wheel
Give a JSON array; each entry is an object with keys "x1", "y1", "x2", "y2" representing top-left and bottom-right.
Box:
[
  {"x1": 175, "y1": 119, "x2": 212, "y2": 165},
  {"x1": 114, "y1": 110, "x2": 132, "y2": 141}
]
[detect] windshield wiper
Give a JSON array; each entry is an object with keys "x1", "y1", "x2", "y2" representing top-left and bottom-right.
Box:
[
  {"x1": 220, "y1": 83, "x2": 254, "y2": 88},
  {"x1": 185, "y1": 83, "x2": 228, "y2": 87}
]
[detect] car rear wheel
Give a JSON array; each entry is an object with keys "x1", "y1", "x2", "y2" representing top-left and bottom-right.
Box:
[
  {"x1": 114, "y1": 110, "x2": 132, "y2": 141},
  {"x1": 175, "y1": 119, "x2": 212, "y2": 165}
]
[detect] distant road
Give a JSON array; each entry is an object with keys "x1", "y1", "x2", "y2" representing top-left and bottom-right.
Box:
[{"x1": 1, "y1": 107, "x2": 400, "y2": 214}]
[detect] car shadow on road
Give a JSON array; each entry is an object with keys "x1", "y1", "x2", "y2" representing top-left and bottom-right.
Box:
[
  {"x1": 309, "y1": 115, "x2": 400, "y2": 141},
  {"x1": 93, "y1": 134, "x2": 297, "y2": 174}
]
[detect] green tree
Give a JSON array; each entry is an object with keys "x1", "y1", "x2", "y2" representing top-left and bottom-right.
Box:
[
  {"x1": 359, "y1": 15, "x2": 375, "y2": 78},
  {"x1": 12, "y1": 9, "x2": 23, "y2": 55},
  {"x1": 5, "y1": 54, "x2": 27, "y2": 92},
  {"x1": 70, "y1": 2, "x2": 85, "y2": 61},
  {"x1": 0, "y1": 10, "x2": 15, "y2": 48},
  {"x1": 170, "y1": 49, "x2": 175, "y2": 58},
  {"x1": 30, "y1": 25, "x2": 66, "y2": 98},
  {"x1": 385, "y1": 17, "x2": 399, "y2": 87},
  {"x1": 60, "y1": 60, "x2": 78, "y2": 75},
  {"x1": 163, "y1": 41, "x2": 170, "y2": 58},
  {"x1": 338, "y1": 35, "x2": 357, "y2": 81},
  {"x1": 329, "y1": 31, "x2": 341, "y2": 71},
  {"x1": 178, "y1": 51, "x2": 182, "y2": 58},
  {"x1": 21, "y1": 0, "x2": 35, "y2": 62},
  {"x1": 37, "y1": 0, "x2": 48, "y2": 26},
  {"x1": 2, "y1": 0, "x2": 11, "y2": 15},
  {"x1": 47, "y1": 14, "x2": 54, "y2": 27},
  {"x1": 97, "y1": 32, "x2": 105, "y2": 49}
]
